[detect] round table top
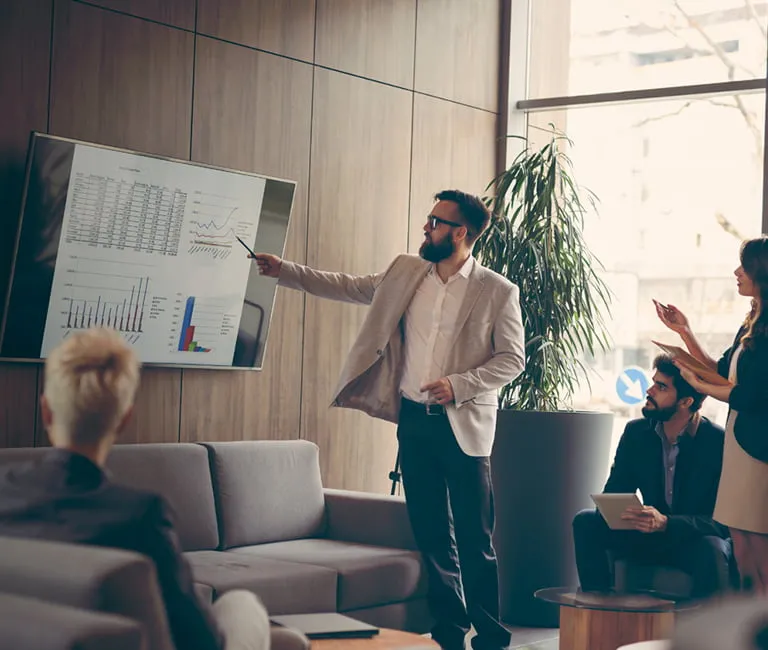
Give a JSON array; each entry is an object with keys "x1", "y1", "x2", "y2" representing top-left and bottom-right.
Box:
[
  {"x1": 310, "y1": 628, "x2": 438, "y2": 650},
  {"x1": 534, "y1": 587, "x2": 700, "y2": 613}
]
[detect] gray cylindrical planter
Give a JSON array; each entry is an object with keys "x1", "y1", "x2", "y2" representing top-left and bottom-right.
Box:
[{"x1": 491, "y1": 409, "x2": 614, "y2": 628}]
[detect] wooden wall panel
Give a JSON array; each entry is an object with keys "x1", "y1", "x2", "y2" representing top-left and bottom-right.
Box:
[
  {"x1": 197, "y1": 0, "x2": 316, "y2": 63},
  {"x1": 50, "y1": 0, "x2": 194, "y2": 159},
  {"x1": 0, "y1": 0, "x2": 51, "y2": 326},
  {"x1": 0, "y1": 0, "x2": 50, "y2": 450},
  {"x1": 315, "y1": 0, "x2": 416, "y2": 88},
  {"x1": 46, "y1": 0, "x2": 191, "y2": 442},
  {"x1": 120, "y1": 368, "x2": 182, "y2": 443},
  {"x1": 181, "y1": 37, "x2": 313, "y2": 442},
  {"x1": 0, "y1": 365, "x2": 39, "y2": 448},
  {"x1": 80, "y1": 0, "x2": 196, "y2": 30},
  {"x1": 409, "y1": 94, "x2": 498, "y2": 251},
  {"x1": 34, "y1": 366, "x2": 180, "y2": 446},
  {"x1": 414, "y1": 0, "x2": 501, "y2": 112},
  {"x1": 303, "y1": 69, "x2": 412, "y2": 492}
]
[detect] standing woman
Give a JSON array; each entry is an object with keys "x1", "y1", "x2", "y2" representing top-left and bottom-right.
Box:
[{"x1": 655, "y1": 236, "x2": 768, "y2": 593}]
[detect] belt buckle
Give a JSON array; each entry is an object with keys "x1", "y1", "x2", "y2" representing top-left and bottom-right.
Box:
[{"x1": 425, "y1": 403, "x2": 443, "y2": 416}]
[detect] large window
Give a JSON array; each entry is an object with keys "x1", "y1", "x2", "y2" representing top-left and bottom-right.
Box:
[
  {"x1": 528, "y1": 0, "x2": 768, "y2": 98},
  {"x1": 515, "y1": 1, "x2": 768, "y2": 466}
]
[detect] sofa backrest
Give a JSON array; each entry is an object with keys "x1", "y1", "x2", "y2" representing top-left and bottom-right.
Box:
[
  {"x1": 203, "y1": 440, "x2": 326, "y2": 549},
  {"x1": 0, "y1": 536, "x2": 173, "y2": 650},
  {"x1": 107, "y1": 444, "x2": 219, "y2": 552},
  {"x1": 0, "y1": 446, "x2": 44, "y2": 466}
]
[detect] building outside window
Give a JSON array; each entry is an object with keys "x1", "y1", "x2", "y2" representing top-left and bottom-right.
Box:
[{"x1": 511, "y1": 0, "x2": 768, "y2": 467}]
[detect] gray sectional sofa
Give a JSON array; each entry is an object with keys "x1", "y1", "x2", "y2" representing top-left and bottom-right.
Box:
[{"x1": 0, "y1": 440, "x2": 430, "y2": 648}]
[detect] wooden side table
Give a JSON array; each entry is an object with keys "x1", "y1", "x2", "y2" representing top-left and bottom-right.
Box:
[
  {"x1": 535, "y1": 588, "x2": 697, "y2": 650},
  {"x1": 310, "y1": 628, "x2": 438, "y2": 650}
]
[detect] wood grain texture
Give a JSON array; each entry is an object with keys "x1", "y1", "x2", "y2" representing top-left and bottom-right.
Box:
[
  {"x1": 302, "y1": 69, "x2": 412, "y2": 493},
  {"x1": 182, "y1": 37, "x2": 313, "y2": 442},
  {"x1": 0, "y1": 364, "x2": 39, "y2": 448},
  {"x1": 34, "y1": 365, "x2": 181, "y2": 446},
  {"x1": 0, "y1": 0, "x2": 51, "y2": 328},
  {"x1": 50, "y1": 0, "x2": 194, "y2": 159},
  {"x1": 408, "y1": 94, "x2": 497, "y2": 252},
  {"x1": 559, "y1": 606, "x2": 674, "y2": 650},
  {"x1": 312, "y1": 628, "x2": 438, "y2": 650},
  {"x1": 197, "y1": 0, "x2": 316, "y2": 62},
  {"x1": 119, "y1": 367, "x2": 181, "y2": 443},
  {"x1": 315, "y1": 0, "x2": 416, "y2": 88},
  {"x1": 414, "y1": 0, "x2": 501, "y2": 112},
  {"x1": 79, "y1": 0, "x2": 196, "y2": 30}
]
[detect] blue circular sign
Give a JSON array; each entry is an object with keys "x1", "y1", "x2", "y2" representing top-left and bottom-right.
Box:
[{"x1": 615, "y1": 366, "x2": 651, "y2": 405}]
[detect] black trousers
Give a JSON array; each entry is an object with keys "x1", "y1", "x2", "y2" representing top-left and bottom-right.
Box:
[
  {"x1": 572, "y1": 508, "x2": 734, "y2": 598},
  {"x1": 397, "y1": 398, "x2": 510, "y2": 650}
]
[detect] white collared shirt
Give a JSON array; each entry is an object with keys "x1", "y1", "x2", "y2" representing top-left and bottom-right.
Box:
[{"x1": 400, "y1": 256, "x2": 475, "y2": 402}]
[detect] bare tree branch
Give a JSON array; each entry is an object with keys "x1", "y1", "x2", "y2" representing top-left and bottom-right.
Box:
[
  {"x1": 672, "y1": 1, "x2": 757, "y2": 79},
  {"x1": 632, "y1": 101, "x2": 693, "y2": 127},
  {"x1": 744, "y1": 0, "x2": 768, "y2": 40}
]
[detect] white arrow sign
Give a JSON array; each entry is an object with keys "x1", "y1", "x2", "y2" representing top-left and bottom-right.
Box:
[{"x1": 619, "y1": 373, "x2": 645, "y2": 401}]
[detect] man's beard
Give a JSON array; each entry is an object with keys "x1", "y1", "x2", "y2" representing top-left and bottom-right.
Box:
[
  {"x1": 641, "y1": 398, "x2": 677, "y2": 422},
  {"x1": 419, "y1": 233, "x2": 454, "y2": 263}
]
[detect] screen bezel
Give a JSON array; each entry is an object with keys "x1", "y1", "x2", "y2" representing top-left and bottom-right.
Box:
[{"x1": 0, "y1": 131, "x2": 296, "y2": 371}]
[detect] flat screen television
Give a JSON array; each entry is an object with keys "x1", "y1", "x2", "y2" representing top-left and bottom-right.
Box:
[{"x1": 0, "y1": 133, "x2": 295, "y2": 370}]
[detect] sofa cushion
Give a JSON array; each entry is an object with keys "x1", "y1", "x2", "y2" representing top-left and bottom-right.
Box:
[
  {"x1": 231, "y1": 539, "x2": 427, "y2": 611},
  {"x1": 107, "y1": 444, "x2": 219, "y2": 552},
  {"x1": 0, "y1": 537, "x2": 173, "y2": 650},
  {"x1": 186, "y1": 550, "x2": 338, "y2": 615},
  {"x1": 202, "y1": 441, "x2": 325, "y2": 548},
  {"x1": 0, "y1": 591, "x2": 146, "y2": 650}
]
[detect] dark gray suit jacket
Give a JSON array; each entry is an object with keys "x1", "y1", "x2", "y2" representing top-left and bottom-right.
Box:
[{"x1": 0, "y1": 449, "x2": 223, "y2": 650}]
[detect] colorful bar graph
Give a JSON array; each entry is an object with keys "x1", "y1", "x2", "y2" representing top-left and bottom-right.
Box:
[{"x1": 177, "y1": 297, "x2": 212, "y2": 352}]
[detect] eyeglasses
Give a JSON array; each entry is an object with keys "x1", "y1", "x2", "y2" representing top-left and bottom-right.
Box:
[{"x1": 428, "y1": 215, "x2": 463, "y2": 230}]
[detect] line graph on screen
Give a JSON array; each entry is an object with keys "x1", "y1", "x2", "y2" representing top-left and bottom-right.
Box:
[{"x1": 187, "y1": 191, "x2": 256, "y2": 260}]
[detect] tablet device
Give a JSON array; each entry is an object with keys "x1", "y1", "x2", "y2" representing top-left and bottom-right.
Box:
[{"x1": 590, "y1": 492, "x2": 643, "y2": 530}]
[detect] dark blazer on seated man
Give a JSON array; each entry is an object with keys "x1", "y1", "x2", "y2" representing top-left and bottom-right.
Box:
[
  {"x1": 573, "y1": 354, "x2": 731, "y2": 599},
  {"x1": 0, "y1": 449, "x2": 223, "y2": 650},
  {"x1": 0, "y1": 328, "x2": 225, "y2": 650}
]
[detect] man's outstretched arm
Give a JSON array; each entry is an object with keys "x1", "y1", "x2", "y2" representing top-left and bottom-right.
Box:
[{"x1": 252, "y1": 253, "x2": 388, "y2": 305}]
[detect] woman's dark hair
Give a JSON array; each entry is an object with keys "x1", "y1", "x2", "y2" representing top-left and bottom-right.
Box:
[{"x1": 740, "y1": 236, "x2": 768, "y2": 348}]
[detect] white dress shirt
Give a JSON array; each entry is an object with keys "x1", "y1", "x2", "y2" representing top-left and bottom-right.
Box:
[{"x1": 400, "y1": 255, "x2": 474, "y2": 402}]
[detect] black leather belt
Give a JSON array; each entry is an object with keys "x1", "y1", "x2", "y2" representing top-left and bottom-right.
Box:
[{"x1": 401, "y1": 397, "x2": 446, "y2": 416}]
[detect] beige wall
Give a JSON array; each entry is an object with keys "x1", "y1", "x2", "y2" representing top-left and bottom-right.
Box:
[{"x1": 0, "y1": 0, "x2": 502, "y2": 492}]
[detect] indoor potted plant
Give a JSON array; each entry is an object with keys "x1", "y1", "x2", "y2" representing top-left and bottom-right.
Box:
[{"x1": 476, "y1": 130, "x2": 616, "y2": 627}]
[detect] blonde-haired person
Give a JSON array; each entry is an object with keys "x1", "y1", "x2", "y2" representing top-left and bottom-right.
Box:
[
  {"x1": 655, "y1": 237, "x2": 768, "y2": 594},
  {"x1": 0, "y1": 328, "x2": 270, "y2": 650}
]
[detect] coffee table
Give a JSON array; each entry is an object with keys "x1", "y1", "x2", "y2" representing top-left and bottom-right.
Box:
[
  {"x1": 535, "y1": 588, "x2": 698, "y2": 650},
  {"x1": 310, "y1": 628, "x2": 438, "y2": 650}
]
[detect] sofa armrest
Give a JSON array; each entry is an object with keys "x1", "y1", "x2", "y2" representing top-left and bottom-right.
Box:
[
  {"x1": 323, "y1": 488, "x2": 417, "y2": 550},
  {"x1": 0, "y1": 591, "x2": 146, "y2": 650}
]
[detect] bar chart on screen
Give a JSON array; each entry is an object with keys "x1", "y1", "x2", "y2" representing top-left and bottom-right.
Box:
[
  {"x1": 42, "y1": 256, "x2": 156, "y2": 351},
  {"x1": 173, "y1": 295, "x2": 240, "y2": 361}
]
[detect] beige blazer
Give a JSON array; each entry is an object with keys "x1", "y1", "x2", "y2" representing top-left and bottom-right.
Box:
[{"x1": 278, "y1": 254, "x2": 525, "y2": 456}]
